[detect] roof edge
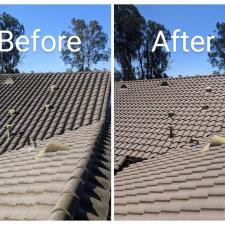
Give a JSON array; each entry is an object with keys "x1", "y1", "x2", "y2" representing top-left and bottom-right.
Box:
[
  {"x1": 48, "y1": 118, "x2": 111, "y2": 220},
  {"x1": 1, "y1": 71, "x2": 111, "y2": 76},
  {"x1": 116, "y1": 73, "x2": 225, "y2": 83}
]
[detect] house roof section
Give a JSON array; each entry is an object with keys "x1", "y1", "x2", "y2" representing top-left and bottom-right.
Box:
[
  {"x1": 114, "y1": 75, "x2": 225, "y2": 220},
  {"x1": 115, "y1": 134, "x2": 225, "y2": 220},
  {"x1": 114, "y1": 75, "x2": 225, "y2": 168},
  {"x1": 0, "y1": 72, "x2": 111, "y2": 220},
  {"x1": 0, "y1": 72, "x2": 110, "y2": 153},
  {"x1": 0, "y1": 121, "x2": 111, "y2": 220}
]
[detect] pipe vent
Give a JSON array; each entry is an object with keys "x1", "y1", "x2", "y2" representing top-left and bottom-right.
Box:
[
  {"x1": 161, "y1": 81, "x2": 169, "y2": 86},
  {"x1": 45, "y1": 104, "x2": 53, "y2": 112},
  {"x1": 50, "y1": 85, "x2": 58, "y2": 94},
  {"x1": 8, "y1": 108, "x2": 16, "y2": 116},
  {"x1": 120, "y1": 84, "x2": 127, "y2": 89},
  {"x1": 169, "y1": 126, "x2": 174, "y2": 138},
  {"x1": 168, "y1": 112, "x2": 175, "y2": 118},
  {"x1": 6, "y1": 124, "x2": 12, "y2": 140},
  {"x1": 202, "y1": 105, "x2": 209, "y2": 110},
  {"x1": 205, "y1": 86, "x2": 212, "y2": 92}
]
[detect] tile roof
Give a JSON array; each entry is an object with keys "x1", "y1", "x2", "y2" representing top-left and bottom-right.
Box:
[
  {"x1": 0, "y1": 72, "x2": 111, "y2": 220},
  {"x1": 114, "y1": 75, "x2": 225, "y2": 220},
  {"x1": 0, "y1": 121, "x2": 111, "y2": 220},
  {"x1": 0, "y1": 72, "x2": 110, "y2": 153}
]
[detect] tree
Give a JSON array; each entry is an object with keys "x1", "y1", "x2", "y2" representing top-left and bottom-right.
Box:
[
  {"x1": 138, "y1": 20, "x2": 171, "y2": 79},
  {"x1": 0, "y1": 12, "x2": 25, "y2": 74},
  {"x1": 61, "y1": 19, "x2": 110, "y2": 72},
  {"x1": 114, "y1": 68, "x2": 122, "y2": 81},
  {"x1": 114, "y1": 5, "x2": 145, "y2": 80},
  {"x1": 208, "y1": 22, "x2": 225, "y2": 72}
]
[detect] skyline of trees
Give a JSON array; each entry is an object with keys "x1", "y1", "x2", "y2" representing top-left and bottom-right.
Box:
[
  {"x1": 0, "y1": 11, "x2": 110, "y2": 74},
  {"x1": 0, "y1": 12, "x2": 25, "y2": 74}
]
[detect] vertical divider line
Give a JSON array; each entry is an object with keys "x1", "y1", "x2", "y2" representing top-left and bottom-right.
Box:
[{"x1": 111, "y1": 3, "x2": 115, "y2": 222}]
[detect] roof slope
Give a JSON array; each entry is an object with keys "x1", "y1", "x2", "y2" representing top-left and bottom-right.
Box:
[
  {"x1": 0, "y1": 72, "x2": 111, "y2": 220},
  {"x1": 0, "y1": 121, "x2": 111, "y2": 220},
  {"x1": 0, "y1": 72, "x2": 110, "y2": 153},
  {"x1": 115, "y1": 135, "x2": 225, "y2": 220},
  {"x1": 114, "y1": 75, "x2": 225, "y2": 220}
]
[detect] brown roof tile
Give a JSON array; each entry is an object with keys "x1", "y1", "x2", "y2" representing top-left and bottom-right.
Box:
[
  {"x1": 114, "y1": 75, "x2": 225, "y2": 219},
  {"x1": 0, "y1": 72, "x2": 111, "y2": 220}
]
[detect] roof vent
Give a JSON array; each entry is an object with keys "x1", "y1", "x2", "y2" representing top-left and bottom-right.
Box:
[
  {"x1": 210, "y1": 135, "x2": 225, "y2": 147},
  {"x1": 202, "y1": 105, "x2": 209, "y2": 110},
  {"x1": 168, "y1": 112, "x2": 175, "y2": 118},
  {"x1": 45, "y1": 104, "x2": 53, "y2": 112},
  {"x1": 161, "y1": 81, "x2": 169, "y2": 86},
  {"x1": 6, "y1": 124, "x2": 12, "y2": 139},
  {"x1": 50, "y1": 85, "x2": 58, "y2": 94},
  {"x1": 201, "y1": 135, "x2": 225, "y2": 154},
  {"x1": 120, "y1": 84, "x2": 127, "y2": 89},
  {"x1": 205, "y1": 86, "x2": 212, "y2": 92},
  {"x1": 169, "y1": 126, "x2": 174, "y2": 138},
  {"x1": 8, "y1": 108, "x2": 16, "y2": 116},
  {"x1": 3, "y1": 77, "x2": 14, "y2": 85},
  {"x1": 35, "y1": 140, "x2": 69, "y2": 159}
]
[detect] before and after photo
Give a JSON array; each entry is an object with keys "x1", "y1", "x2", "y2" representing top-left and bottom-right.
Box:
[{"x1": 0, "y1": 3, "x2": 225, "y2": 221}]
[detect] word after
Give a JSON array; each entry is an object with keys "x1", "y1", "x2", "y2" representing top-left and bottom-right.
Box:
[{"x1": 152, "y1": 29, "x2": 215, "y2": 53}]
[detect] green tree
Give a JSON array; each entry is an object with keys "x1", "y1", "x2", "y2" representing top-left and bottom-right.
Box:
[
  {"x1": 0, "y1": 12, "x2": 25, "y2": 74},
  {"x1": 208, "y1": 22, "x2": 225, "y2": 72},
  {"x1": 114, "y1": 5, "x2": 145, "y2": 80},
  {"x1": 61, "y1": 19, "x2": 110, "y2": 72},
  {"x1": 138, "y1": 20, "x2": 171, "y2": 79}
]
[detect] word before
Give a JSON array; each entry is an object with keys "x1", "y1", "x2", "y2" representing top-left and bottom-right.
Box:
[
  {"x1": 0, "y1": 29, "x2": 81, "y2": 52},
  {"x1": 152, "y1": 29, "x2": 215, "y2": 53}
]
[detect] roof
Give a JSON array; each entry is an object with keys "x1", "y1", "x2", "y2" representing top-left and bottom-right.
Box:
[
  {"x1": 0, "y1": 72, "x2": 110, "y2": 153},
  {"x1": 114, "y1": 75, "x2": 225, "y2": 220},
  {"x1": 0, "y1": 72, "x2": 111, "y2": 220}
]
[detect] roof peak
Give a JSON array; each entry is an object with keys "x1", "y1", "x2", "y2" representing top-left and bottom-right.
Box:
[
  {"x1": 117, "y1": 73, "x2": 225, "y2": 83},
  {"x1": 0, "y1": 71, "x2": 110, "y2": 76}
]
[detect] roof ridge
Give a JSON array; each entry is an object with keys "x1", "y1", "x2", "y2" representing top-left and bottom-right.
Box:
[
  {"x1": 1, "y1": 71, "x2": 111, "y2": 76},
  {"x1": 48, "y1": 119, "x2": 111, "y2": 220},
  {"x1": 117, "y1": 73, "x2": 225, "y2": 83}
]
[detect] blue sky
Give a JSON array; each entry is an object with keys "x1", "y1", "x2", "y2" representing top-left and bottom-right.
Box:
[
  {"x1": 0, "y1": 5, "x2": 111, "y2": 72},
  {"x1": 136, "y1": 5, "x2": 225, "y2": 76}
]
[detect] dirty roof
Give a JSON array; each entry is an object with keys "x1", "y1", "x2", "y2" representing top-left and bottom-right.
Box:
[
  {"x1": 0, "y1": 72, "x2": 111, "y2": 220},
  {"x1": 0, "y1": 72, "x2": 110, "y2": 153},
  {"x1": 114, "y1": 75, "x2": 225, "y2": 220}
]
